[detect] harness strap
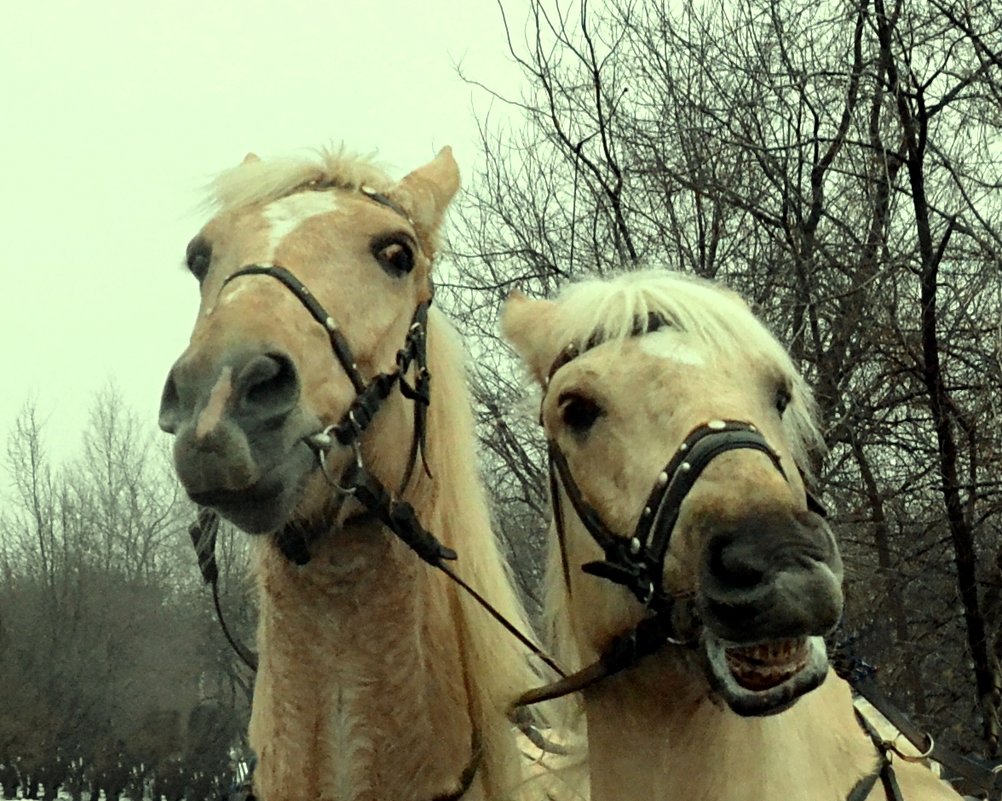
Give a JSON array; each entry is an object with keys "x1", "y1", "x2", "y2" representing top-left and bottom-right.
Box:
[
  {"x1": 336, "y1": 462, "x2": 567, "y2": 679},
  {"x1": 340, "y1": 461, "x2": 457, "y2": 566},
  {"x1": 430, "y1": 729, "x2": 482, "y2": 801},
  {"x1": 849, "y1": 708, "x2": 905, "y2": 801},
  {"x1": 833, "y1": 646, "x2": 1002, "y2": 796},
  {"x1": 512, "y1": 610, "x2": 680, "y2": 709},
  {"x1": 188, "y1": 510, "x2": 258, "y2": 672},
  {"x1": 222, "y1": 265, "x2": 366, "y2": 394}
]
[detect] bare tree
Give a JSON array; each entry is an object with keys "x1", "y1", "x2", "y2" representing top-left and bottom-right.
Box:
[
  {"x1": 0, "y1": 391, "x2": 252, "y2": 798},
  {"x1": 444, "y1": 0, "x2": 1002, "y2": 761}
]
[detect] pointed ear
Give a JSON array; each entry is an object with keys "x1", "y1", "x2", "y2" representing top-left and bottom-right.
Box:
[
  {"x1": 241, "y1": 152, "x2": 260, "y2": 165},
  {"x1": 389, "y1": 146, "x2": 460, "y2": 238},
  {"x1": 502, "y1": 291, "x2": 560, "y2": 386}
]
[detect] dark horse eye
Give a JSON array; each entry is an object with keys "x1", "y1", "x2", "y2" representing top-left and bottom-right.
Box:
[
  {"x1": 559, "y1": 392, "x2": 604, "y2": 433},
  {"x1": 185, "y1": 236, "x2": 212, "y2": 283},
  {"x1": 775, "y1": 384, "x2": 792, "y2": 415},
  {"x1": 373, "y1": 237, "x2": 415, "y2": 277}
]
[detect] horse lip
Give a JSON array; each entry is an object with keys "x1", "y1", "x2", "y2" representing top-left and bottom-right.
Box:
[
  {"x1": 188, "y1": 478, "x2": 286, "y2": 508},
  {"x1": 703, "y1": 631, "x2": 829, "y2": 716},
  {"x1": 180, "y1": 436, "x2": 320, "y2": 534}
]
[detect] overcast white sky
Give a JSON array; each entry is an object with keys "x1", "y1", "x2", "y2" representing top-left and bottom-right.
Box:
[{"x1": 1, "y1": 0, "x2": 526, "y2": 465}]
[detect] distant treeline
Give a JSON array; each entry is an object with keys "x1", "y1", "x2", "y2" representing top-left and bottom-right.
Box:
[{"x1": 0, "y1": 388, "x2": 254, "y2": 800}]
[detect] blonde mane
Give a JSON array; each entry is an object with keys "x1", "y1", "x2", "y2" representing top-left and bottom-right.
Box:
[
  {"x1": 207, "y1": 147, "x2": 395, "y2": 214},
  {"x1": 545, "y1": 269, "x2": 824, "y2": 482},
  {"x1": 423, "y1": 307, "x2": 548, "y2": 796}
]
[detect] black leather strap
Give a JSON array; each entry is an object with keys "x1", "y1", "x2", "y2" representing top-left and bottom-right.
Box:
[
  {"x1": 849, "y1": 708, "x2": 905, "y2": 801},
  {"x1": 832, "y1": 644, "x2": 1002, "y2": 796},
  {"x1": 642, "y1": 423, "x2": 785, "y2": 568},
  {"x1": 221, "y1": 264, "x2": 366, "y2": 393}
]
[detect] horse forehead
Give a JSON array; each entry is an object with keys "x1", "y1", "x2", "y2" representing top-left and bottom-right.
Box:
[
  {"x1": 637, "y1": 330, "x2": 707, "y2": 367},
  {"x1": 262, "y1": 191, "x2": 342, "y2": 251}
]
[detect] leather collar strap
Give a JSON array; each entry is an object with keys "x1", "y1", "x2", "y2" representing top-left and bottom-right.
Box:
[
  {"x1": 834, "y1": 647, "x2": 1002, "y2": 798},
  {"x1": 431, "y1": 729, "x2": 482, "y2": 801},
  {"x1": 847, "y1": 708, "x2": 904, "y2": 801}
]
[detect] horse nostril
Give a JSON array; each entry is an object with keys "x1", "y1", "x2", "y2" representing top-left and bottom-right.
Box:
[
  {"x1": 158, "y1": 372, "x2": 182, "y2": 434},
  {"x1": 236, "y1": 352, "x2": 300, "y2": 427},
  {"x1": 707, "y1": 531, "x2": 766, "y2": 590}
]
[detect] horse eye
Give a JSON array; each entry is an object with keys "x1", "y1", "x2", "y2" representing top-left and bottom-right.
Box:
[
  {"x1": 775, "y1": 385, "x2": 792, "y2": 416},
  {"x1": 373, "y1": 238, "x2": 415, "y2": 276},
  {"x1": 559, "y1": 392, "x2": 604, "y2": 433},
  {"x1": 185, "y1": 237, "x2": 212, "y2": 283}
]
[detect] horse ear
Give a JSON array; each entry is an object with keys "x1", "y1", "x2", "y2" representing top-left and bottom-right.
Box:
[
  {"x1": 241, "y1": 153, "x2": 260, "y2": 165},
  {"x1": 390, "y1": 147, "x2": 460, "y2": 237},
  {"x1": 502, "y1": 291, "x2": 558, "y2": 385}
]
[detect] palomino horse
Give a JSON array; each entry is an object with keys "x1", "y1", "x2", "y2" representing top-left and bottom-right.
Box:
[
  {"x1": 158, "y1": 147, "x2": 543, "y2": 801},
  {"x1": 503, "y1": 270, "x2": 962, "y2": 801}
]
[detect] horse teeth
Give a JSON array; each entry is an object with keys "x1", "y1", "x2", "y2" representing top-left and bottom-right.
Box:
[{"x1": 725, "y1": 639, "x2": 811, "y2": 691}]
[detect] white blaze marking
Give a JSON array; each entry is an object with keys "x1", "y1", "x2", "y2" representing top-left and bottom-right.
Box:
[
  {"x1": 263, "y1": 192, "x2": 340, "y2": 259},
  {"x1": 218, "y1": 282, "x2": 253, "y2": 306},
  {"x1": 213, "y1": 193, "x2": 339, "y2": 309},
  {"x1": 195, "y1": 367, "x2": 233, "y2": 439},
  {"x1": 639, "y1": 330, "x2": 706, "y2": 366}
]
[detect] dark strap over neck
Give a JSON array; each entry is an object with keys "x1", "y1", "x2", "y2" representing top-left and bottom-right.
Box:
[
  {"x1": 834, "y1": 646, "x2": 1002, "y2": 797},
  {"x1": 847, "y1": 708, "x2": 904, "y2": 801},
  {"x1": 430, "y1": 729, "x2": 482, "y2": 801}
]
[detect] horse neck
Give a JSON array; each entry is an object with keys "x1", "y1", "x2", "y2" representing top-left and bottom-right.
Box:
[
  {"x1": 248, "y1": 517, "x2": 480, "y2": 801},
  {"x1": 246, "y1": 312, "x2": 532, "y2": 801},
  {"x1": 582, "y1": 660, "x2": 881, "y2": 801}
]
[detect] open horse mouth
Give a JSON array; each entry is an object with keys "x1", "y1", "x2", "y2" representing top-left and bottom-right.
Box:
[{"x1": 704, "y1": 632, "x2": 829, "y2": 716}]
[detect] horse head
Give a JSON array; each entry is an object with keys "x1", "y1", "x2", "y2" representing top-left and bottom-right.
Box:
[
  {"x1": 504, "y1": 269, "x2": 842, "y2": 716},
  {"x1": 159, "y1": 148, "x2": 458, "y2": 535}
]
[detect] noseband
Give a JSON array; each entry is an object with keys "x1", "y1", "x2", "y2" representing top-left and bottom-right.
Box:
[{"x1": 550, "y1": 418, "x2": 787, "y2": 609}]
